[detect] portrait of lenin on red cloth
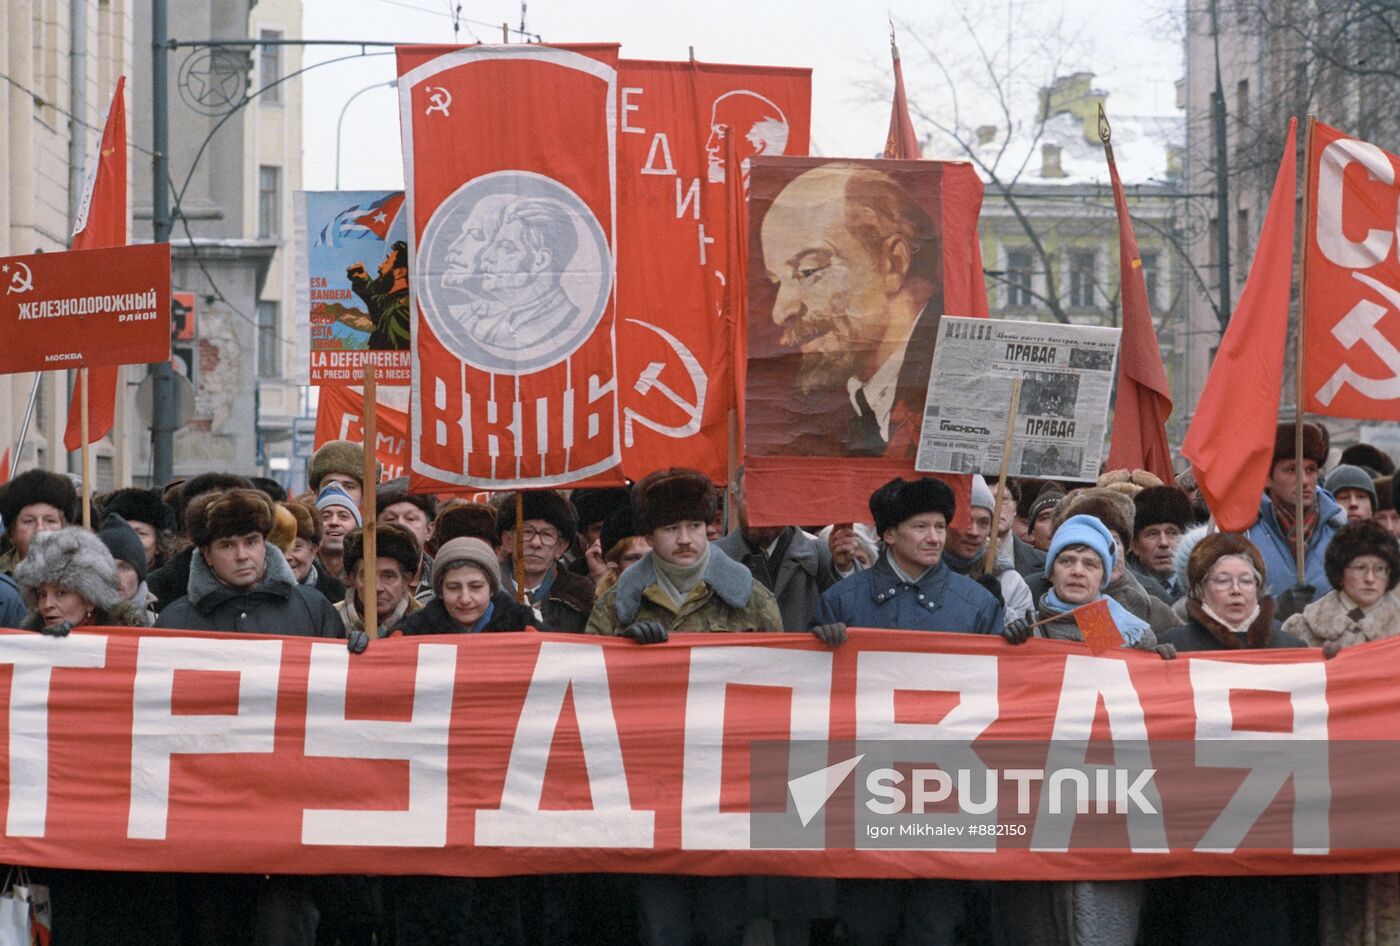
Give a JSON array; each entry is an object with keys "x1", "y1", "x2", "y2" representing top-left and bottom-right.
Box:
[{"x1": 746, "y1": 157, "x2": 946, "y2": 458}]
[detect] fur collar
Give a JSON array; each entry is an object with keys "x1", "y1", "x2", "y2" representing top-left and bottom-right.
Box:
[
  {"x1": 1297, "y1": 589, "x2": 1400, "y2": 643},
  {"x1": 615, "y1": 545, "x2": 754, "y2": 624},
  {"x1": 1186, "y1": 596, "x2": 1276, "y2": 649},
  {"x1": 187, "y1": 542, "x2": 297, "y2": 611}
]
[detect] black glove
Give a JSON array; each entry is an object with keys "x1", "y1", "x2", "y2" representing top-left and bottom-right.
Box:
[
  {"x1": 1275, "y1": 583, "x2": 1316, "y2": 620},
  {"x1": 1003, "y1": 617, "x2": 1031, "y2": 645},
  {"x1": 975, "y1": 574, "x2": 1005, "y2": 609},
  {"x1": 1155, "y1": 642, "x2": 1178, "y2": 660},
  {"x1": 622, "y1": 620, "x2": 668, "y2": 644},
  {"x1": 39, "y1": 621, "x2": 74, "y2": 638},
  {"x1": 810, "y1": 622, "x2": 847, "y2": 647},
  {"x1": 346, "y1": 630, "x2": 370, "y2": 654},
  {"x1": 1322, "y1": 639, "x2": 1343, "y2": 660}
]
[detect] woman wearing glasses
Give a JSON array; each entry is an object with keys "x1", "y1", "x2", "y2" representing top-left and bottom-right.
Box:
[
  {"x1": 1158, "y1": 531, "x2": 1305, "y2": 652},
  {"x1": 1279, "y1": 518, "x2": 1400, "y2": 655}
]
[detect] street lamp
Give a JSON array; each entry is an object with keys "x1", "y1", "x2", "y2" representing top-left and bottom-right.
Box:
[{"x1": 335, "y1": 78, "x2": 397, "y2": 189}]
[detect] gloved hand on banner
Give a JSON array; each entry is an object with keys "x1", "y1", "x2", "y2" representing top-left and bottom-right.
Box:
[
  {"x1": 346, "y1": 630, "x2": 370, "y2": 654},
  {"x1": 1155, "y1": 643, "x2": 1178, "y2": 660},
  {"x1": 622, "y1": 621, "x2": 668, "y2": 644},
  {"x1": 1003, "y1": 617, "x2": 1032, "y2": 645},
  {"x1": 810, "y1": 623, "x2": 847, "y2": 647},
  {"x1": 1275, "y1": 583, "x2": 1316, "y2": 620},
  {"x1": 1323, "y1": 639, "x2": 1344, "y2": 659},
  {"x1": 39, "y1": 621, "x2": 74, "y2": 638}
]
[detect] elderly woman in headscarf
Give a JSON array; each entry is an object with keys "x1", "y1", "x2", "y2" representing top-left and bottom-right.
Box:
[{"x1": 12, "y1": 526, "x2": 179, "y2": 944}]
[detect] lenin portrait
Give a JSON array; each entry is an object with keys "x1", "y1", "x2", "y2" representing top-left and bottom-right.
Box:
[{"x1": 745, "y1": 158, "x2": 945, "y2": 459}]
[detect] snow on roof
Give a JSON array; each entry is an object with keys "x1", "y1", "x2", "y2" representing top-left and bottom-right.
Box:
[{"x1": 930, "y1": 109, "x2": 1183, "y2": 188}]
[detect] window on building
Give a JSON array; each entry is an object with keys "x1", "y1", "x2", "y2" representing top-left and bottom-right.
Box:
[
  {"x1": 260, "y1": 30, "x2": 282, "y2": 103},
  {"x1": 1235, "y1": 79, "x2": 1249, "y2": 134},
  {"x1": 1140, "y1": 249, "x2": 1160, "y2": 310},
  {"x1": 257, "y1": 301, "x2": 279, "y2": 378},
  {"x1": 258, "y1": 166, "x2": 280, "y2": 238},
  {"x1": 1236, "y1": 208, "x2": 1250, "y2": 285},
  {"x1": 1006, "y1": 250, "x2": 1034, "y2": 308},
  {"x1": 1068, "y1": 250, "x2": 1097, "y2": 308}
]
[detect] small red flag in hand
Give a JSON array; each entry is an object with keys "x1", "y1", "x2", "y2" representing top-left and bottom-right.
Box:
[{"x1": 1073, "y1": 599, "x2": 1125, "y2": 654}]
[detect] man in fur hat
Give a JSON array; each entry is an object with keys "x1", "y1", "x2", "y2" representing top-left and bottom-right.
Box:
[
  {"x1": 498, "y1": 489, "x2": 595, "y2": 632},
  {"x1": 155, "y1": 487, "x2": 349, "y2": 946},
  {"x1": 1244, "y1": 421, "x2": 1346, "y2": 612},
  {"x1": 1128, "y1": 486, "x2": 1194, "y2": 604},
  {"x1": 306, "y1": 439, "x2": 380, "y2": 505},
  {"x1": 335, "y1": 523, "x2": 423, "y2": 634},
  {"x1": 0, "y1": 468, "x2": 79, "y2": 576},
  {"x1": 147, "y1": 472, "x2": 254, "y2": 612}
]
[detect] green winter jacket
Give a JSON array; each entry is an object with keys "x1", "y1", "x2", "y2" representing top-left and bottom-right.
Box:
[{"x1": 586, "y1": 547, "x2": 782, "y2": 636}]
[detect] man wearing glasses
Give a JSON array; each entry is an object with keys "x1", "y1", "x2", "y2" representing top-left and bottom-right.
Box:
[{"x1": 496, "y1": 490, "x2": 595, "y2": 632}]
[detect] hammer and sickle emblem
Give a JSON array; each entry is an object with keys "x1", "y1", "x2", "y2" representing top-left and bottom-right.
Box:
[
  {"x1": 425, "y1": 86, "x2": 452, "y2": 117},
  {"x1": 622, "y1": 319, "x2": 708, "y2": 446},
  {"x1": 4, "y1": 262, "x2": 33, "y2": 295},
  {"x1": 1315, "y1": 271, "x2": 1400, "y2": 405}
]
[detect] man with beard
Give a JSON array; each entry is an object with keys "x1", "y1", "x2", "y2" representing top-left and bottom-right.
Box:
[
  {"x1": 347, "y1": 240, "x2": 411, "y2": 351},
  {"x1": 758, "y1": 164, "x2": 940, "y2": 457}
]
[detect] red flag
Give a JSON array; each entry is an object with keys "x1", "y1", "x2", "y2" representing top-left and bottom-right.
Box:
[
  {"x1": 0, "y1": 447, "x2": 10, "y2": 486},
  {"x1": 314, "y1": 386, "x2": 408, "y2": 481},
  {"x1": 1183, "y1": 119, "x2": 1298, "y2": 531},
  {"x1": 884, "y1": 34, "x2": 920, "y2": 160},
  {"x1": 1103, "y1": 130, "x2": 1175, "y2": 482},
  {"x1": 64, "y1": 77, "x2": 127, "y2": 452},
  {"x1": 1302, "y1": 121, "x2": 1400, "y2": 419},
  {"x1": 1071, "y1": 598, "x2": 1125, "y2": 654}
]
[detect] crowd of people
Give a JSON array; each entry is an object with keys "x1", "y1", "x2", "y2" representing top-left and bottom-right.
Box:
[{"x1": 0, "y1": 418, "x2": 1397, "y2": 945}]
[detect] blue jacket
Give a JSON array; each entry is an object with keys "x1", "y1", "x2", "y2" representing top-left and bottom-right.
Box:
[
  {"x1": 813, "y1": 553, "x2": 1003, "y2": 634},
  {"x1": 1244, "y1": 488, "x2": 1346, "y2": 599},
  {"x1": 0, "y1": 574, "x2": 23, "y2": 629}
]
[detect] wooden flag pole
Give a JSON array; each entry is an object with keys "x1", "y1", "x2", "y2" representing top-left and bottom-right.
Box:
[
  {"x1": 983, "y1": 377, "x2": 1023, "y2": 575},
  {"x1": 1294, "y1": 115, "x2": 1317, "y2": 584},
  {"x1": 514, "y1": 491, "x2": 527, "y2": 604},
  {"x1": 79, "y1": 367, "x2": 91, "y2": 530},
  {"x1": 361, "y1": 365, "x2": 379, "y2": 640},
  {"x1": 726, "y1": 408, "x2": 740, "y2": 532}
]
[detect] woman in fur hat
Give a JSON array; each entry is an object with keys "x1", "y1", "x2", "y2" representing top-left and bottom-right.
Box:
[
  {"x1": 10, "y1": 527, "x2": 181, "y2": 943},
  {"x1": 1282, "y1": 518, "x2": 1400, "y2": 656},
  {"x1": 1161, "y1": 532, "x2": 1300, "y2": 651},
  {"x1": 14, "y1": 526, "x2": 149, "y2": 633}
]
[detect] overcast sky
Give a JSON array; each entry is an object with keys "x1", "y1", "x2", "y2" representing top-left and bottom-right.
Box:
[{"x1": 302, "y1": 0, "x2": 1184, "y2": 192}]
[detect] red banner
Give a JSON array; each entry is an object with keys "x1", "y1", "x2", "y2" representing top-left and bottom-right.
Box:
[
  {"x1": 398, "y1": 44, "x2": 623, "y2": 490},
  {"x1": 313, "y1": 386, "x2": 409, "y2": 482},
  {"x1": 5, "y1": 625, "x2": 1400, "y2": 879},
  {"x1": 614, "y1": 60, "x2": 810, "y2": 480},
  {"x1": 743, "y1": 157, "x2": 988, "y2": 526},
  {"x1": 1304, "y1": 120, "x2": 1400, "y2": 419},
  {"x1": 0, "y1": 243, "x2": 170, "y2": 375}
]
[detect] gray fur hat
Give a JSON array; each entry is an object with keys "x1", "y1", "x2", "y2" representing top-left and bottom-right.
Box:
[
  {"x1": 13, "y1": 526, "x2": 123, "y2": 613},
  {"x1": 1173, "y1": 524, "x2": 1212, "y2": 597}
]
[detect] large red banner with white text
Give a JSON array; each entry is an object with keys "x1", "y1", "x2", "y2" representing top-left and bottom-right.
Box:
[
  {"x1": 614, "y1": 60, "x2": 810, "y2": 480},
  {"x1": 1304, "y1": 121, "x2": 1400, "y2": 419},
  {"x1": 398, "y1": 44, "x2": 623, "y2": 490},
  {"x1": 4, "y1": 626, "x2": 1400, "y2": 879}
]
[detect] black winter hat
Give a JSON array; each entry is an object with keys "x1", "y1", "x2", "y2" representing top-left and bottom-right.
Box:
[
  {"x1": 97, "y1": 513, "x2": 148, "y2": 583},
  {"x1": 571, "y1": 487, "x2": 632, "y2": 531},
  {"x1": 1324, "y1": 519, "x2": 1400, "y2": 592},
  {"x1": 869, "y1": 477, "x2": 956, "y2": 536},
  {"x1": 1340, "y1": 443, "x2": 1395, "y2": 478},
  {"x1": 497, "y1": 490, "x2": 577, "y2": 545},
  {"x1": 177, "y1": 473, "x2": 254, "y2": 533},
  {"x1": 1273, "y1": 421, "x2": 1329, "y2": 466},
  {"x1": 344, "y1": 522, "x2": 422, "y2": 578},
  {"x1": 1133, "y1": 486, "x2": 1194, "y2": 537},
  {"x1": 600, "y1": 501, "x2": 641, "y2": 556},
  {"x1": 249, "y1": 476, "x2": 287, "y2": 503},
  {"x1": 433, "y1": 503, "x2": 497, "y2": 552},
  {"x1": 376, "y1": 477, "x2": 438, "y2": 520},
  {"x1": 102, "y1": 487, "x2": 176, "y2": 533},
  {"x1": 0, "y1": 469, "x2": 79, "y2": 530},
  {"x1": 634, "y1": 469, "x2": 717, "y2": 533}
]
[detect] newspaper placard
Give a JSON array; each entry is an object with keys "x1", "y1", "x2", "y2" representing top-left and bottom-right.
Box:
[{"x1": 915, "y1": 317, "x2": 1121, "y2": 481}]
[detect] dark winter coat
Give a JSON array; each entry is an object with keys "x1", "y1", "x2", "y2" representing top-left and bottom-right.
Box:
[
  {"x1": 391, "y1": 593, "x2": 538, "y2": 635},
  {"x1": 305, "y1": 563, "x2": 345, "y2": 604},
  {"x1": 156, "y1": 543, "x2": 345, "y2": 638},
  {"x1": 813, "y1": 553, "x2": 1003, "y2": 634},
  {"x1": 1012, "y1": 534, "x2": 1047, "y2": 581},
  {"x1": 1127, "y1": 554, "x2": 1182, "y2": 604},
  {"x1": 1160, "y1": 597, "x2": 1302, "y2": 652},
  {"x1": 506, "y1": 563, "x2": 594, "y2": 633},
  {"x1": 147, "y1": 544, "x2": 195, "y2": 613},
  {"x1": 714, "y1": 526, "x2": 836, "y2": 631}
]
